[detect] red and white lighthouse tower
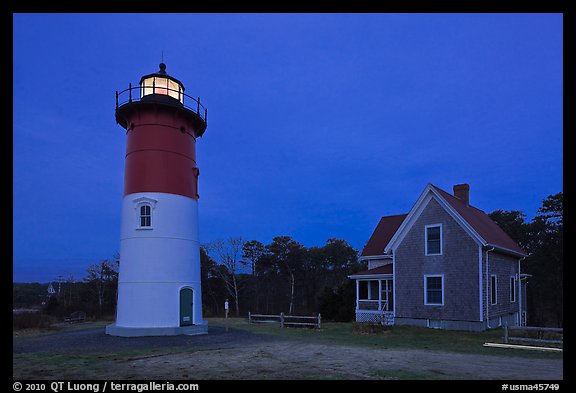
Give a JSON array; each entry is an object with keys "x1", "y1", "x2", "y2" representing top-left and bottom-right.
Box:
[{"x1": 106, "y1": 63, "x2": 208, "y2": 336}]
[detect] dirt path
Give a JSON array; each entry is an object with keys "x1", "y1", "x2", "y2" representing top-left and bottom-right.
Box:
[
  {"x1": 122, "y1": 340, "x2": 563, "y2": 380},
  {"x1": 13, "y1": 325, "x2": 563, "y2": 380}
]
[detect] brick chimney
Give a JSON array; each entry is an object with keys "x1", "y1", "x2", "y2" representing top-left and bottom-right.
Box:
[{"x1": 453, "y1": 184, "x2": 470, "y2": 205}]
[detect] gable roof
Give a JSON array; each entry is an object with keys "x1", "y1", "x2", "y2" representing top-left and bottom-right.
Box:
[
  {"x1": 383, "y1": 183, "x2": 527, "y2": 257},
  {"x1": 431, "y1": 185, "x2": 526, "y2": 256},
  {"x1": 360, "y1": 214, "x2": 407, "y2": 257}
]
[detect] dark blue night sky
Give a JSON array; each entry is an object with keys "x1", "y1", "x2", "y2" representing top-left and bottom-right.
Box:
[{"x1": 13, "y1": 13, "x2": 563, "y2": 282}]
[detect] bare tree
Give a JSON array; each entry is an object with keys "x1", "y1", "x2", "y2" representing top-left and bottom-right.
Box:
[
  {"x1": 267, "y1": 236, "x2": 305, "y2": 315},
  {"x1": 65, "y1": 273, "x2": 75, "y2": 308},
  {"x1": 85, "y1": 259, "x2": 118, "y2": 314},
  {"x1": 205, "y1": 237, "x2": 244, "y2": 317}
]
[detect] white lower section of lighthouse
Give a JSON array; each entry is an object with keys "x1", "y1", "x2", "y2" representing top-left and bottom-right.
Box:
[{"x1": 106, "y1": 192, "x2": 208, "y2": 336}]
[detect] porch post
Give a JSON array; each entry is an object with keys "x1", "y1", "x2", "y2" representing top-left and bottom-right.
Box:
[
  {"x1": 517, "y1": 275, "x2": 521, "y2": 326},
  {"x1": 367, "y1": 279, "x2": 371, "y2": 300},
  {"x1": 355, "y1": 280, "x2": 359, "y2": 310},
  {"x1": 384, "y1": 279, "x2": 389, "y2": 311},
  {"x1": 378, "y1": 280, "x2": 382, "y2": 311}
]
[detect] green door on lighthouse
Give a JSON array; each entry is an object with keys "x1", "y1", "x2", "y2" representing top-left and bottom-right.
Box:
[{"x1": 180, "y1": 288, "x2": 193, "y2": 326}]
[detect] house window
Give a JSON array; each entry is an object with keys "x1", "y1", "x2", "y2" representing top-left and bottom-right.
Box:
[
  {"x1": 490, "y1": 275, "x2": 498, "y2": 305},
  {"x1": 424, "y1": 275, "x2": 444, "y2": 305},
  {"x1": 425, "y1": 224, "x2": 442, "y2": 255},
  {"x1": 140, "y1": 204, "x2": 151, "y2": 227},
  {"x1": 510, "y1": 276, "x2": 516, "y2": 303}
]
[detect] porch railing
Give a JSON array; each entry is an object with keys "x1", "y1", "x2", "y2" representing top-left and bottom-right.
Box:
[{"x1": 357, "y1": 300, "x2": 392, "y2": 311}]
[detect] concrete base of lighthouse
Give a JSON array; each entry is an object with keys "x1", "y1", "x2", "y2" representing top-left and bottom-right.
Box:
[{"x1": 105, "y1": 321, "x2": 208, "y2": 337}]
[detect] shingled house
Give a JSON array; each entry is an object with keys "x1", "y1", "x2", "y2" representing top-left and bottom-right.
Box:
[{"x1": 349, "y1": 183, "x2": 528, "y2": 331}]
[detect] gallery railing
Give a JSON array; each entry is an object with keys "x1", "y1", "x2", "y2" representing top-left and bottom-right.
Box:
[{"x1": 116, "y1": 83, "x2": 207, "y2": 125}]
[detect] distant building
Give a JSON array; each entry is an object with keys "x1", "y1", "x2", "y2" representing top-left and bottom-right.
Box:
[{"x1": 349, "y1": 183, "x2": 528, "y2": 331}]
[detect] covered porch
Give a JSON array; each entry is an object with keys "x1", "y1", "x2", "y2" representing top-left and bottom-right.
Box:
[{"x1": 348, "y1": 264, "x2": 394, "y2": 325}]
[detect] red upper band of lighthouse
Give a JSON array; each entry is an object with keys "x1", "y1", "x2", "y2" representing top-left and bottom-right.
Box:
[{"x1": 115, "y1": 63, "x2": 208, "y2": 199}]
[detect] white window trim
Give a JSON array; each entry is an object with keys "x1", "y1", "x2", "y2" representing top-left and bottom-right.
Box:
[
  {"x1": 425, "y1": 224, "x2": 443, "y2": 256},
  {"x1": 392, "y1": 251, "x2": 396, "y2": 313},
  {"x1": 478, "y1": 245, "x2": 483, "y2": 322},
  {"x1": 510, "y1": 275, "x2": 517, "y2": 303},
  {"x1": 424, "y1": 274, "x2": 444, "y2": 306},
  {"x1": 490, "y1": 274, "x2": 498, "y2": 305},
  {"x1": 133, "y1": 196, "x2": 158, "y2": 230}
]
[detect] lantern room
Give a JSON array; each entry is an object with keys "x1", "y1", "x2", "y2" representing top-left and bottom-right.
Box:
[{"x1": 140, "y1": 62, "x2": 184, "y2": 103}]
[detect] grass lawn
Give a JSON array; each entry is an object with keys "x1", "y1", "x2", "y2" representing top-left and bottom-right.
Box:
[
  {"x1": 12, "y1": 320, "x2": 112, "y2": 338},
  {"x1": 13, "y1": 317, "x2": 562, "y2": 379},
  {"x1": 209, "y1": 317, "x2": 563, "y2": 359}
]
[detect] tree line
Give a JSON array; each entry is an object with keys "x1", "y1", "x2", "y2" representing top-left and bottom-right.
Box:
[
  {"x1": 488, "y1": 192, "x2": 563, "y2": 327},
  {"x1": 13, "y1": 257, "x2": 120, "y2": 319},
  {"x1": 201, "y1": 237, "x2": 365, "y2": 321}
]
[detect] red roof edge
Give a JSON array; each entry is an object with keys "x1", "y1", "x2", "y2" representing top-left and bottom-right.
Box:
[
  {"x1": 349, "y1": 264, "x2": 393, "y2": 277},
  {"x1": 360, "y1": 214, "x2": 407, "y2": 257}
]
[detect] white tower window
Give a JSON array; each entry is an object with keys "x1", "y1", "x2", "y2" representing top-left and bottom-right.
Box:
[
  {"x1": 133, "y1": 197, "x2": 158, "y2": 230},
  {"x1": 140, "y1": 205, "x2": 151, "y2": 227}
]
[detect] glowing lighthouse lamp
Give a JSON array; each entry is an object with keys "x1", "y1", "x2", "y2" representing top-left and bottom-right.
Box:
[{"x1": 106, "y1": 63, "x2": 208, "y2": 336}]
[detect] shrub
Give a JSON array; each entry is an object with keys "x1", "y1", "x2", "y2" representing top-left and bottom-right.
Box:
[
  {"x1": 13, "y1": 313, "x2": 57, "y2": 330},
  {"x1": 352, "y1": 322, "x2": 391, "y2": 335},
  {"x1": 317, "y1": 281, "x2": 356, "y2": 322},
  {"x1": 43, "y1": 296, "x2": 65, "y2": 316}
]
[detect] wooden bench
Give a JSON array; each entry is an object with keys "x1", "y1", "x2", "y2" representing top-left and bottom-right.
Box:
[
  {"x1": 503, "y1": 325, "x2": 563, "y2": 347},
  {"x1": 64, "y1": 311, "x2": 86, "y2": 323}
]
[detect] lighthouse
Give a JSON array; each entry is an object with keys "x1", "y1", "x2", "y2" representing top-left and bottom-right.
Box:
[{"x1": 106, "y1": 63, "x2": 208, "y2": 336}]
